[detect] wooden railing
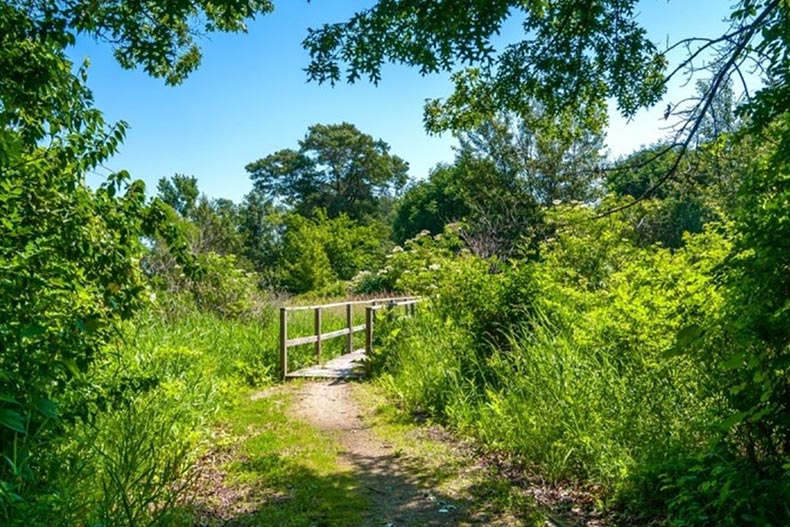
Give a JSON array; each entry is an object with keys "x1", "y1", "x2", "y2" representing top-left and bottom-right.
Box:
[{"x1": 279, "y1": 296, "x2": 421, "y2": 380}]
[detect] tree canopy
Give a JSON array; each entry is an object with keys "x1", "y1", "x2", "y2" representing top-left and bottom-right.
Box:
[
  {"x1": 3, "y1": 0, "x2": 273, "y2": 86},
  {"x1": 246, "y1": 122, "x2": 409, "y2": 221},
  {"x1": 157, "y1": 174, "x2": 200, "y2": 217},
  {"x1": 303, "y1": 1, "x2": 790, "y2": 173}
]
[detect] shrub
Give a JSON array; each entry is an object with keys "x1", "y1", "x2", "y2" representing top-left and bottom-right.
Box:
[{"x1": 371, "y1": 204, "x2": 761, "y2": 523}]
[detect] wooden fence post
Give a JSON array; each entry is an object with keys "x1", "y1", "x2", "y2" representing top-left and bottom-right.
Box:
[
  {"x1": 279, "y1": 307, "x2": 288, "y2": 380},
  {"x1": 315, "y1": 307, "x2": 322, "y2": 364},
  {"x1": 365, "y1": 306, "x2": 374, "y2": 355},
  {"x1": 346, "y1": 303, "x2": 353, "y2": 354}
]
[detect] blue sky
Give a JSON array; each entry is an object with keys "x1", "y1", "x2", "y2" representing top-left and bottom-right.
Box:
[{"x1": 72, "y1": 1, "x2": 735, "y2": 203}]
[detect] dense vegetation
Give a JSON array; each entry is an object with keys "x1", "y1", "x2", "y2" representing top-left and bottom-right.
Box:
[{"x1": 2, "y1": 0, "x2": 789, "y2": 525}]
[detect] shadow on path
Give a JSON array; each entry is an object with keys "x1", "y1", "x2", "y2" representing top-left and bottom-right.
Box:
[{"x1": 186, "y1": 380, "x2": 599, "y2": 527}]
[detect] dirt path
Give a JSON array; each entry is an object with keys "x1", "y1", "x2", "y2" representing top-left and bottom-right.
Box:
[
  {"x1": 290, "y1": 379, "x2": 488, "y2": 527},
  {"x1": 189, "y1": 379, "x2": 606, "y2": 526}
]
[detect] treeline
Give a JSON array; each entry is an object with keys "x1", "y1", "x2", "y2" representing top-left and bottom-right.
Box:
[
  {"x1": 150, "y1": 106, "x2": 606, "y2": 298},
  {"x1": 149, "y1": 122, "x2": 404, "y2": 297}
]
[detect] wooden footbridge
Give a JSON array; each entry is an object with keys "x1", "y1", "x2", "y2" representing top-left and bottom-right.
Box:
[{"x1": 279, "y1": 297, "x2": 420, "y2": 380}]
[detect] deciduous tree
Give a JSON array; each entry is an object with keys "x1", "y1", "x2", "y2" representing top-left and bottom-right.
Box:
[
  {"x1": 246, "y1": 123, "x2": 409, "y2": 221},
  {"x1": 303, "y1": 0, "x2": 790, "y2": 187}
]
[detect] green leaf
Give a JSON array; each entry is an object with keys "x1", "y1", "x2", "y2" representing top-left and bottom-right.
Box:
[
  {"x1": 32, "y1": 398, "x2": 58, "y2": 420},
  {"x1": 664, "y1": 324, "x2": 704, "y2": 357},
  {"x1": 0, "y1": 394, "x2": 18, "y2": 405},
  {"x1": 20, "y1": 324, "x2": 46, "y2": 338},
  {"x1": 721, "y1": 352, "x2": 745, "y2": 371},
  {"x1": 718, "y1": 411, "x2": 748, "y2": 431},
  {"x1": 61, "y1": 358, "x2": 82, "y2": 377},
  {"x1": 0, "y1": 409, "x2": 25, "y2": 434}
]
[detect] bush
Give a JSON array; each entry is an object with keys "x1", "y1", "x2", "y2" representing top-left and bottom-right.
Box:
[
  {"x1": 191, "y1": 253, "x2": 270, "y2": 319},
  {"x1": 0, "y1": 164, "x2": 158, "y2": 520},
  {"x1": 0, "y1": 285, "x2": 280, "y2": 526},
  {"x1": 370, "y1": 204, "x2": 773, "y2": 523}
]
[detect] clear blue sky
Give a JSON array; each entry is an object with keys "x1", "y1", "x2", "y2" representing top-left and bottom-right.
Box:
[{"x1": 71, "y1": 0, "x2": 735, "y2": 203}]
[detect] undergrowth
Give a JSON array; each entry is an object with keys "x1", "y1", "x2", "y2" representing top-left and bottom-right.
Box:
[
  {"x1": 2, "y1": 293, "x2": 283, "y2": 526},
  {"x1": 369, "y1": 211, "x2": 790, "y2": 526}
]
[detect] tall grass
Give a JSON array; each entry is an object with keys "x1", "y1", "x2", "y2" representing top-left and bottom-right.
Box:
[
  {"x1": 373, "y1": 303, "x2": 720, "y2": 502},
  {"x1": 29, "y1": 293, "x2": 383, "y2": 526},
  {"x1": 11, "y1": 296, "x2": 284, "y2": 527},
  {"x1": 367, "y1": 215, "x2": 790, "y2": 525}
]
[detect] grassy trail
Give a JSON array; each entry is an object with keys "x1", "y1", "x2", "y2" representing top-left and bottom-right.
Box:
[{"x1": 186, "y1": 380, "x2": 543, "y2": 527}]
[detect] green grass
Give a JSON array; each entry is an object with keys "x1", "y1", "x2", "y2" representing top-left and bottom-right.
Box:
[
  {"x1": 129, "y1": 302, "x2": 280, "y2": 386},
  {"x1": 215, "y1": 386, "x2": 366, "y2": 527},
  {"x1": 127, "y1": 300, "x2": 368, "y2": 525}
]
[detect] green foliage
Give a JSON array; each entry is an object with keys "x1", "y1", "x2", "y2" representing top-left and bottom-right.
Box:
[
  {"x1": 236, "y1": 189, "x2": 282, "y2": 273},
  {"x1": 392, "y1": 163, "x2": 468, "y2": 243},
  {"x1": 247, "y1": 122, "x2": 409, "y2": 221},
  {"x1": 190, "y1": 196, "x2": 246, "y2": 257},
  {"x1": 304, "y1": 0, "x2": 664, "y2": 130},
  {"x1": 455, "y1": 110, "x2": 603, "y2": 204},
  {"x1": 624, "y1": 447, "x2": 790, "y2": 527},
  {"x1": 157, "y1": 173, "x2": 200, "y2": 217},
  {"x1": 350, "y1": 226, "x2": 464, "y2": 296},
  {"x1": 367, "y1": 199, "x2": 790, "y2": 524},
  {"x1": 322, "y1": 213, "x2": 391, "y2": 280},
  {"x1": 130, "y1": 298, "x2": 278, "y2": 388},
  {"x1": 303, "y1": 1, "x2": 789, "y2": 168},
  {"x1": 2, "y1": 296, "x2": 279, "y2": 526},
  {"x1": 145, "y1": 242, "x2": 269, "y2": 320},
  {"x1": 605, "y1": 83, "x2": 748, "y2": 249},
  {"x1": 702, "y1": 118, "x2": 790, "y2": 489},
  {"x1": 190, "y1": 253, "x2": 268, "y2": 318},
  {"x1": 394, "y1": 110, "x2": 602, "y2": 255},
  {"x1": 1, "y1": 0, "x2": 276, "y2": 519},
  {"x1": 393, "y1": 156, "x2": 545, "y2": 257},
  {"x1": 3, "y1": 0, "x2": 273, "y2": 87},
  {"x1": 374, "y1": 312, "x2": 476, "y2": 418},
  {"x1": 277, "y1": 211, "x2": 391, "y2": 294},
  {"x1": 278, "y1": 213, "x2": 336, "y2": 294},
  {"x1": 605, "y1": 144, "x2": 714, "y2": 249},
  {"x1": 155, "y1": 175, "x2": 247, "y2": 258},
  {"x1": 0, "y1": 137, "x2": 158, "y2": 518}
]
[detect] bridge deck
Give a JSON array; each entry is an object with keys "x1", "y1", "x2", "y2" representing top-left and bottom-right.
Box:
[{"x1": 285, "y1": 349, "x2": 367, "y2": 380}]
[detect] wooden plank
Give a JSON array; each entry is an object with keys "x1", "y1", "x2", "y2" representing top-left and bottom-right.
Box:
[
  {"x1": 279, "y1": 307, "x2": 288, "y2": 381},
  {"x1": 346, "y1": 303, "x2": 353, "y2": 354},
  {"x1": 285, "y1": 349, "x2": 367, "y2": 380},
  {"x1": 286, "y1": 325, "x2": 366, "y2": 347},
  {"x1": 286, "y1": 334, "x2": 319, "y2": 346},
  {"x1": 365, "y1": 306, "x2": 374, "y2": 354},
  {"x1": 283, "y1": 296, "x2": 420, "y2": 312},
  {"x1": 369, "y1": 299, "x2": 421, "y2": 311},
  {"x1": 315, "y1": 307, "x2": 322, "y2": 364}
]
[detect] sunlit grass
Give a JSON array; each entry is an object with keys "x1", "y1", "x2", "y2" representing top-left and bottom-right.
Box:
[{"x1": 217, "y1": 387, "x2": 366, "y2": 527}]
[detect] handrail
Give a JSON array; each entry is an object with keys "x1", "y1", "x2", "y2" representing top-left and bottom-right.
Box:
[
  {"x1": 281, "y1": 296, "x2": 420, "y2": 312},
  {"x1": 279, "y1": 296, "x2": 421, "y2": 380},
  {"x1": 285, "y1": 325, "x2": 366, "y2": 347}
]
